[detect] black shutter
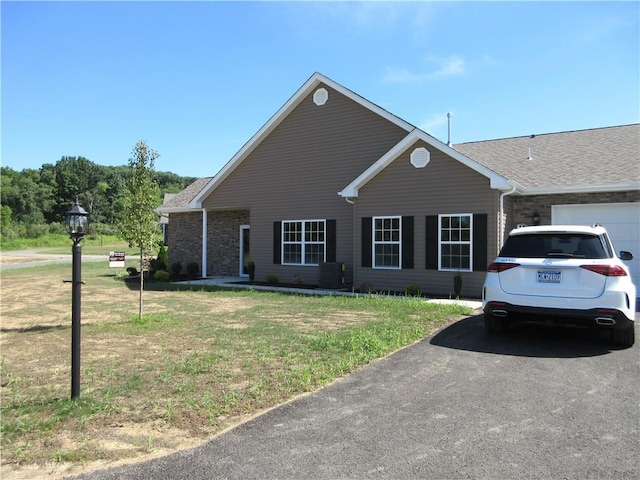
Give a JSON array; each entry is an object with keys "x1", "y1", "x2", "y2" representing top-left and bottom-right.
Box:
[
  {"x1": 402, "y1": 216, "x2": 414, "y2": 269},
  {"x1": 326, "y1": 219, "x2": 336, "y2": 263},
  {"x1": 425, "y1": 215, "x2": 438, "y2": 270},
  {"x1": 273, "y1": 221, "x2": 282, "y2": 264},
  {"x1": 473, "y1": 213, "x2": 488, "y2": 272},
  {"x1": 362, "y1": 217, "x2": 372, "y2": 268}
]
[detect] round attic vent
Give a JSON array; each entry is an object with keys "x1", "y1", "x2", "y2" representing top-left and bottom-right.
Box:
[
  {"x1": 410, "y1": 147, "x2": 430, "y2": 168},
  {"x1": 313, "y1": 88, "x2": 328, "y2": 106}
]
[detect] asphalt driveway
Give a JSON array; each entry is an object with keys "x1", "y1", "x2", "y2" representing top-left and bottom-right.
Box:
[{"x1": 69, "y1": 315, "x2": 639, "y2": 480}]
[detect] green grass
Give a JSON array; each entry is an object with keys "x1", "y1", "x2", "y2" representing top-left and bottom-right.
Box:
[
  {"x1": 0, "y1": 233, "x2": 132, "y2": 253},
  {"x1": 0, "y1": 262, "x2": 472, "y2": 474}
]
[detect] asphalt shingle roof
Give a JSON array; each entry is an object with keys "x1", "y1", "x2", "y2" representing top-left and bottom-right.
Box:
[
  {"x1": 163, "y1": 125, "x2": 638, "y2": 211},
  {"x1": 160, "y1": 177, "x2": 212, "y2": 210},
  {"x1": 453, "y1": 124, "x2": 640, "y2": 190}
]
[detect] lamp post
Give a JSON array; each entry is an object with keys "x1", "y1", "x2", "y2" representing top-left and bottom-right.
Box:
[{"x1": 64, "y1": 198, "x2": 89, "y2": 399}]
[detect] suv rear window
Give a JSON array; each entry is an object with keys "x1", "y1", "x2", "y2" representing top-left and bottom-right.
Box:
[{"x1": 499, "y1": 233, "x2": 609, "y2": 259}]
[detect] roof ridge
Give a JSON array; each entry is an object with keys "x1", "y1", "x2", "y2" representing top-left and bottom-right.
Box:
[{"x1": 456, "y1": 123, "x2": 639, "y2": 146}]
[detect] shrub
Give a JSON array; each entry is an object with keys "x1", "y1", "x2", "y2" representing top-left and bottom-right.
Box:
[
  {"x1": 0, "y1": 205, "x2": 12, "y2": 236},
  {"x1": 26, "y1": 223, "x2": 49, "y2": 239},
  {"x1": 90, "y1": 222, "x2": 119, "y2": 236},
  {"x1": 1, "y1": 222, "x2": 26, "y2": 240},
  {"x1": 154, "y1": 270, "x2": 170, "y2": 282},
  {"x1": 186, "y1": 262, "x2": 200, "y2": 278},
  {"x1": 404, "y1": 284, "x2": 423, "y2": 297},
  {"x1": 265, "y1": 274, "x2": 279, "y2": 284},
  {"x1": 127, "y1": 267, "x2": 138, "y2": 276},
  {"x1": 359, "y1": 282, "x2": 375, "y2": 294},
  {"x1": 48, "y1": 222, "x2": 67, "y2": 235},
  {"x1": 454, "y1": 273, "x2": 463, "y2": 298},
  {"x1": 149, "y1": 258, "x2": 166, "y2": 274},
  {"x1": 150, "y1": 246, "x2": 167, "y2": 274},
  {"x1": 157, "y1": 243, "x2": 169, "y2": 268},
  {"x1": 170, "y1": 262, "x2": 182, "y2": 277},
  {"x1": 246, "y1": 261, "x2": 256, "y2": 283}
]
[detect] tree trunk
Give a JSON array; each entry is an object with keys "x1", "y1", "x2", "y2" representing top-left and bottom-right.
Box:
[{"x1": 138, "y1": 248, "x2": 144, "y2": 320}]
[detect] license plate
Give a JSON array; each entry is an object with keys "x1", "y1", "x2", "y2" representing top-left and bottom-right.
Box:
[{"x1": 537, "y1": 270, "x2": 561, "y2": 283}]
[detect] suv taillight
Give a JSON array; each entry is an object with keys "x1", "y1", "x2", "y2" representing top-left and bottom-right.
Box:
[
  {"x1": 488, "y1": 262, "x2": 520, "y2": 273},
  {"x1": 580, "y1": 265, "x2": 628, "y2": 276}
]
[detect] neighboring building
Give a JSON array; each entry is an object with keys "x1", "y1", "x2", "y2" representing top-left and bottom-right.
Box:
[{"x1": 159, "y1": 73, "x2": 640, "y2": 297}]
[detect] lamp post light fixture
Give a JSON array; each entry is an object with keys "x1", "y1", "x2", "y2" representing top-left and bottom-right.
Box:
[{"x1": 64, "y1": 198, "x2": 89, "y2": 399}]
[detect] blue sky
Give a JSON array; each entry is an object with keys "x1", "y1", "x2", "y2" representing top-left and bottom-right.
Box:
[{"x1": 2, "y1": 1, "x2": 638, "y2": 179}]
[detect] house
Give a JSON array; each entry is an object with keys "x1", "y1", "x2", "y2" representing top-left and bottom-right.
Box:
[{"x1": 159, "y1": 73, "x2": 640, "y2": 297}]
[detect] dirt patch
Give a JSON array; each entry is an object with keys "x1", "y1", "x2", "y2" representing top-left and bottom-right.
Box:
[{"x1": 0, "y1": 255, "x2": 38, "y2": 264}]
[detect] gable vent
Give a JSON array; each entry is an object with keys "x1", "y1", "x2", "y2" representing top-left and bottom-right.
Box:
[
  {"x1": 313, "y1": 88, "x2": 328, "y2": 106},
  {"x1": 410, "y1": 147, "x2": 430, "y2": 168}
]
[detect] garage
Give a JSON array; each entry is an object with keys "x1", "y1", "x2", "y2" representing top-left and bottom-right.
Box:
[{"x1": 552, "y1": 202, "x2": 640, "y2": 292}]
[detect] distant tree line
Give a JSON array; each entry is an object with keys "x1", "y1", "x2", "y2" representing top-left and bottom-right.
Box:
[{"x1": 0, "y1": 156, "x2": 195, "y2": 239}]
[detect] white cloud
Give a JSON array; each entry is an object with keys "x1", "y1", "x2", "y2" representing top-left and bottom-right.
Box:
[
  {"x1": 418, "y1": 113, "x2": 448, "y2": 134},
  {"x1": 382, "y1": 67, "x2": 425, "y2": 84},
  {"x1": 383, "y1": 55, "x2": 467, "y2": 84},
  {"x1": 280, "y1": 1, "x2": 442, "y2": 35},
  {"x1": 430, "y1": 55, "x2": 465, "y2": 77}
]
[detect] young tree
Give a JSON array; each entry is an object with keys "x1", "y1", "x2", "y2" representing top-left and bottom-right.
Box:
[{"x1": 118, "y1": 140, "x2": 161, "y2": 320}]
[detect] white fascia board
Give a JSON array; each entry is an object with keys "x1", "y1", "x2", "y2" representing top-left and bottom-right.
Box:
[
  {"x1": 518, "y1": 182, "x2": 640, "y2": 196},
  {"x1": 157, "y1": 206, "x2": 200, "y2": 214},
  {"x1": 339, "y1": 130, "x2": 513, "y2": 197},
  {"x1": 339, "y1": 134, "x2": 416, "y2": 198},
  {"x1": 190, "y1": 73, "x2": 415, "y2": 208}
]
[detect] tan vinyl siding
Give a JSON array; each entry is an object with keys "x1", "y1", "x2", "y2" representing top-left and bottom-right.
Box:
[
  {"x1": 355, "y1": 140, "x2": 499, "y2": 297},
  {"x1": 201, "y1": 83, "x2": 409, "y2": 283}
]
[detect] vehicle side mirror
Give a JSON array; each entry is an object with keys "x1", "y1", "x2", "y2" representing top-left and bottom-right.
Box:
[{"x1": 619, "y1": 251, "x2": 633, "y2": 261}]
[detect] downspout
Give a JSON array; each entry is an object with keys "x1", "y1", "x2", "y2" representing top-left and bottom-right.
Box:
[
  {"x1": 499, "y1": 185, "x2": 517, "y2": 250},
  {"x1": 201, "y1": 209, "x2": 208, "y2": 277},
  {"x1": 345, "y1": 197, "x2": 356, "y2": 290}
]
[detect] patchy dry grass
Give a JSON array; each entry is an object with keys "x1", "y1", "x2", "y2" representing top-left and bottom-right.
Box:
[{"x1": 0, "y1": 261, "x2": 471, "y2": 479}]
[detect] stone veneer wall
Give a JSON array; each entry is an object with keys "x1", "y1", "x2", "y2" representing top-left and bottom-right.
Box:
[
  {"x1": 207, "y1": 210, "x2": 250, "y2": 276},
  {"x1": 167, "y1": 211, "x2": 203, "y2": 272},
  {"x1": 508, "y1": 190, "x2": 640, "y2": 229}
]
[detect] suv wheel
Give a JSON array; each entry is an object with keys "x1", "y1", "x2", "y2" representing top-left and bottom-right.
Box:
[
  {"x1": 611, "y1": 325, "x2": 635, "y2": 348},
  {"x1": 484, "y1": 312, "x2": 507, "y2": 333}
]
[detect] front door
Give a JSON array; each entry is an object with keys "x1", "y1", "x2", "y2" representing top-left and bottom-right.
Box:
[{"x1": 240, "y1": 225, "x2": 250, "y2": 276}]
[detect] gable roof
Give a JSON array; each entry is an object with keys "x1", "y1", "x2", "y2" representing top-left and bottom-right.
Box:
[
  {"x1": 191, "y1": 72, "x2": 518, "y2": 205},
  {"x1": 189, "y1": 72, "x2": 417, "y2": 208},
  {"x1": 169, "y1": 74, "x2": 638, "y2": 211},
  {"x1": 159, "y1": 177, "x2": 212, "y2": 212},
  {"x1": 338, "y1": 129, "x2": 514, "y2": 198},
  {"x1": 454, "y1": 124, "x2": 640, "y2": 194}
]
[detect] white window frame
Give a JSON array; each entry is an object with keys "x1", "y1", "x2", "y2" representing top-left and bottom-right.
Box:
[
  {"x1": 281, "y1": 219, "x2": 326, "y2": 266},
  {"x1": 439, "y1": 213, "x2": 473, "y2": 272},
  {"x1": 373, "y1": 216, "x2": 402, "y2": 270}
]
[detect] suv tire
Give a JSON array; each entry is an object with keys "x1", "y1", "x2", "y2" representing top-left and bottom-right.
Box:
[
  {"x1": 611, "y1": 325, "x2": 635, "y2": 348},
  {"x1": 484, "y1": 312, "x2": 507, "y2": 333}
]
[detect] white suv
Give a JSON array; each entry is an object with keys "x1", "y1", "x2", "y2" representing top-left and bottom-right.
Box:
[{"x1": 483, "y1": 225, "x2": 636, "y2": 347}]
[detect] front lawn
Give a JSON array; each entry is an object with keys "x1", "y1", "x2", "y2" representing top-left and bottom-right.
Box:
[{"x1": 0, "y1": 261, "x2": 471, "y2": 478}]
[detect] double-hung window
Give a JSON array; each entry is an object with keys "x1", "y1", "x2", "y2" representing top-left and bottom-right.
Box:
[
  {"x1": 439, "y1": 214, "x2": 472, "y2": 271},
  {"x1": 373, "y1": 216, "x2": 401, "y2": 269},
  {"x1": 282, "y1": 220, "x2": 325, "y2": 265}
]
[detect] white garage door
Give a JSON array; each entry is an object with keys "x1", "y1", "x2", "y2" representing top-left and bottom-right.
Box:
[{"x1": 552, "y1": 202, "x2": 640, "y2": 291}]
